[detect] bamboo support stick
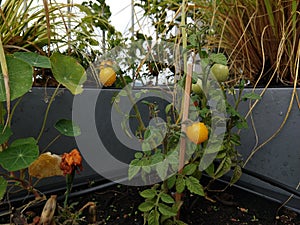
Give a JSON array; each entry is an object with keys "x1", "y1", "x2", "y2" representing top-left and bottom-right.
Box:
[{"x1": 175, "y1": 63, "x2": 193, "y2": 207}]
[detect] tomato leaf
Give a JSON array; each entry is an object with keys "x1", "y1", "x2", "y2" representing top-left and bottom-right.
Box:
[
  {"x1": 230, "y1": 165, "x2": 243, "y2": 185},
  {"x1": 215, "y1": 157, "x2": 232, "y2": 179},
  {"x1": 185, "y1": 176, "x2": 204, "y2": 196},
  {"x1": 158, "y1": 203, "x2": 177, "y2": 216},
  {"x1": 176, "y1": 176, "x2": 185, "y2": 193},
  {"x1": 167, "y1": 175, "x2": 176, "y2": 189},
  {"x1": 242, "y1": 92, "x2": 262, "y2": 101},
  {"x1": 183, "y1": 163, "x2": 197, "y2": 176},
  {"x1": 128, "y1": 164, "x2": 141, "y2": 180},
  {"x1": 148, "y1": 209, "x2": 160, "y2": 225},
  {"x1": 138, "y1": 201, "x2": 155, "y2": 212},
  {"x1": 156, "y1": 161, "x2": 168, "y2": 180},
  {"x1": 140, "y1": 189, "x2": 157, "y2": 199},
  {"x1": 209, "y1": 53, "x2": 227, "y2": 65},
  {"x1": 205, "y1": 163, "x2": 215, "y2": 178},
  {"x1": 160, "y1": 193, "x2": 175, "y2": 204}
]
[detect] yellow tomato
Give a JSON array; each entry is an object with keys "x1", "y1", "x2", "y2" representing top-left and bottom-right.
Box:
[
  {"x1": 99, "y1": 67, "x2": 116, "y2": 87},
  {"x1": 186, "y1": 122, "x2": 209, "y2": 144}
]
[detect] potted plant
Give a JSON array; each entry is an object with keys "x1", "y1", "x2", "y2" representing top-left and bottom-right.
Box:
[
  {"x1": 195, "y1": 0, "x2": 300, "y2": 210},
  {"x1": 1, "y1": 0, "x2": 299, "y2": 223},
  {"x1": 70, "y1": 0, "x2": 277, "y2": 223},
  {"x1": 0, "y1": 0, "x2": 120, "y2": 222}
]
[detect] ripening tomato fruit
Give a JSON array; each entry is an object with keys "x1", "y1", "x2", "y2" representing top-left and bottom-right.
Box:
[
  {"x1": 211, "y1": 64, "x2": 229, "y2": 82},
  {"x1": 192, "y1": 83, "x2": 202, "y2": 94},
  {"x1": 99, "y1": 60, "x2": 114, "y2": 70},
  {"x1": 99, "y1": 67, "x2": 116, "y2": 87},
  {"x1": 191, "y1": 79, "x2": 203, "y2": 95},
  {"x1": 186, "y1": 122, "x2": 209, "y2": 144}
]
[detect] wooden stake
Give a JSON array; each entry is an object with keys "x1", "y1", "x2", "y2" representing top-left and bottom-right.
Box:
[{"x1": 175, "y1": 63, "x2": 193, "y2": 211}]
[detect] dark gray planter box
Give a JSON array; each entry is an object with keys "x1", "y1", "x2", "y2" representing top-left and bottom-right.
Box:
[
  {"x1": 236, "y1": 87, "x2": 300, "y2": 211},
  {"x1": 7, "y1": 87, "x2": 300, "y2": 211}
]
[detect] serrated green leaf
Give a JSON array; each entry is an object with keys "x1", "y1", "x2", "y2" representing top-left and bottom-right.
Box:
[
  {"x1": 188, "y1": 33, "x2": 198, "y2": 47},
  {"x1": 151, "y1": 152, "x2": 164, "y2": 164},
  {"x1": 0, "y1": 55, "x2": 33, "y2": 101},
  {"x1": 183, "y1": 163, "x2": 197, "y2": 176},
  {"x1": 128, "y1": 165, "x2": 141, "y2": 180},
  {"x1": 135, "y1": 92, "x2": 141, "y2": 99},
  {"x1": 242, "y1": 92, "x2": 261, "y2": 101},
  {"x1": 176, "y1": 176, "x2": 185, "y2": 193},
  {"x1": 0, "y1": 176, "x2": 7, "y2": 200},
  {"x1": 158, "y1": 203, "x2": 177, "y2": 216},
  {"x1": 140, "y1": 189, "x2": 157, "y2": 199},
  {"x1": 167, "y1": 175, "x2": 176, "y2": 189},
  {"x1": 54, "y1": 119, "x2": 81, "y2": 137},
  {"x1": 209, "y1": 53, "x2": 227, "y2": 65},
  {"x1": 118, "y1": 89, "x2": 127, "y2": 96},
  {"x1": 50, "y1": 52, "x2": 86, "y2": 95},
  {"x1": 160, "y1": 193, "x2": 175, "y2": 204},
  {"x1": 0, "y1": 137, "x2": 39, "y2": 171},
  {"x1": 135, "y1": 152, "x2": 143, "y2": 159},
  {"x1": 185, "y1": 176, "x2": 204, "y2": 196},
  {"x1": 205, "y1": 163, "x2": 215, "y2": 177},
  {"x1": 236, "y1": 119, "x2": 248, "y2": 129},
  {"x1": 230, "y1": 165, "x2": 242, "y2": 185},
  {"x1": 142, "y1": 165, "x2": 151, "y2": 173},
  {"x1": 156, "y1": 161, "x2": 168, "y2": 180},
  {"x1": 215, "y1": 157, "x2": 232, "y2": 179},
  {"x1": 0, "y1": 125, "x2": 12, "y2": 145},
  {"x1": 165, "y1": 103, "x2": 173, "y2": 114},
  {"x1": 148, "y1": 209, "x2": 160, "y2": 225},
  {"x1": 230, "y1": 134, "x2": 241, "y2": 146},
  {"x1": 138, "y1": 201, "x2": 155, "y2": 212},
  {"x1": 13, "y1": 52, "x2": 51, "y2": 68}
]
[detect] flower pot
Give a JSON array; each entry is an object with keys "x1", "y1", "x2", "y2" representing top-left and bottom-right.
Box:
[{"x1": 4, "y1": 87, "x2": 300, "y2": 212}]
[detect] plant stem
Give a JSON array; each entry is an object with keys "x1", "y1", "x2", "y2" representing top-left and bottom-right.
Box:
[
  {"x1": 41, "y1": 134, "x2": 61, "y2": 153},
  {"x1": 8, "y1": 96, "x2": 23, "y2": 127},
  {"x1": 64, "y1": 170, "x2": 75, "y2": 208},
  {"x1": 42, "y1": 0, "x2": 51, "y2": 56},
  {"x1": 0, "y1": 36, "x2": 10, "y2": 129},
  {"x1": 37, "y1": 84, "x2": 61, "y2": 142},
  {"x1": 175, "y1": 0, "x2": 189, "y2": 217},
  {"x1": 119, "y1": 73, "x2": 146, "y2": 133}
]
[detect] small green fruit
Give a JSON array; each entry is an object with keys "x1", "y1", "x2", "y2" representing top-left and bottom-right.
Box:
[
  {"x1": 192, "y1": 83, "x2": 202, "y2": 94},
  {"x1": 211, "y1": 64, "x2": 229, "y2": 82}
]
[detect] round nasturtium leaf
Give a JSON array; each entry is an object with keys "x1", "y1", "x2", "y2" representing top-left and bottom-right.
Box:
[
  {"x1": 0, "y1": 125, "x2": 12, "y2": 145},
  {"x1": 50, "y1": 52, "x2": 86, "y2": 95},
  {"x1": 0, "y1": 176, "x2": 7, "y2": 200},
  {"x1": 0, "y1": 137, "x2": 39, "y2": 172},
  {"x1": 0, "y1": 55, "x2": 33, "y2": 102},
  {"x1": 54, "y1": 119, "x2": 81, "y2": 137},
  {"x1": 13, "y1": 52, "x2": 51, "y2": 68}
]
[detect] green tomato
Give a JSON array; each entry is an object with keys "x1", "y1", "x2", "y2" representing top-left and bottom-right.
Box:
[
  {"x1": 192, "y1": 83, "x2": 202, "y2": 95},
  {"x1": 196, "y1": 79, "x2": 202, "y2": 87},
  {"x1": 211, "y1": 64, "x2": 229, "y2": 82}
]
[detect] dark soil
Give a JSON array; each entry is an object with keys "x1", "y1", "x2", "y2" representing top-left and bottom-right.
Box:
[
  {"x1": 75, "y1": 183, "x2": 300, "y2": 225},
  {"x1": 1, "y1": 181, "x2": 300, "y2": 225}
]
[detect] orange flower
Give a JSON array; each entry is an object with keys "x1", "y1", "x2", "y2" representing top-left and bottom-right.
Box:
[{"x1": 60, "y1": 149, "x2": 83, "y2": 175}]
